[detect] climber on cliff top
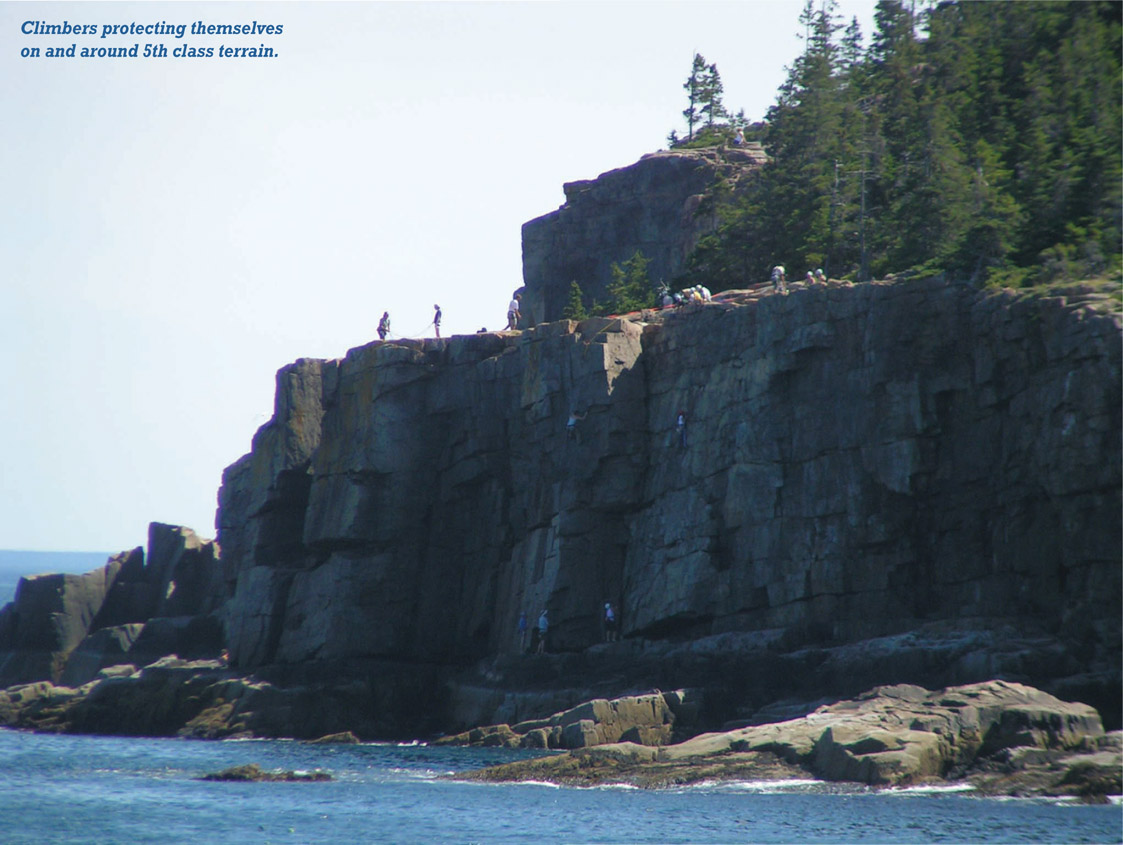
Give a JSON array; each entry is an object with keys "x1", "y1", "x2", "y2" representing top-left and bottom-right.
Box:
[
  {"x1": 433, "y1": 304, "x2": 442, "y2": 338},
  {"x1": 771, "y1": 265, "x2": 787, "y2": 295},
  {"x1": 377, "y1": 312, "x2": 390, "y2": 341},
  {"x1": 507, "y1": 294, "x2": 521, "y2": 330}
]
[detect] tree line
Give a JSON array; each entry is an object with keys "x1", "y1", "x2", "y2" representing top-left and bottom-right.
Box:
[{"x1": 680, "y1": 0, "x2": 1121, "y2": 290}]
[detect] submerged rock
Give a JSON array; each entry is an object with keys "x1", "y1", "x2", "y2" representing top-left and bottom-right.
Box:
[
  {"x1": 308, "y1": 731, "x2": 360, "y2": 744},
  {"x1": 200, "y1": 763, "x2": 330, "y2": 782}
]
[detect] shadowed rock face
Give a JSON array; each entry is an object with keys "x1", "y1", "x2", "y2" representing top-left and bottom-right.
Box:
[
  {"x1": 0, "y1": 524, "x2": 227, "y2": 689},
  {"x1": 0, "y1": 563, "x2": 124, "y2": 685},
  {"x1": 215, "y1": 276, "x2": 1121, "y2": 724},
  {"x1": 520, "y1": 147, "x2": 766, "y2": 324}
]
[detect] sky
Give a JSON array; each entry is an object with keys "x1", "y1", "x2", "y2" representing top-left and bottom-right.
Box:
[{"x1": 0, "y1": 0, "x2": 876, "y2": 553}]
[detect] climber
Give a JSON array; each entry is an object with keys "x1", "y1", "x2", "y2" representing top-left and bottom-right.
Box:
[
  {"x1": 815, "y1": 268, "x2": 827, "y2": 285},
  {"x1": 771, "y1": 265, "x2": 787, "y2": 295},
  {"x1": 604, "y1": 602, "x2": 617, "y2": 642},
  {"x1": 377, "y1": 312, "x2": 390, "y2": 341},
  {"x1": 536, "y1": 609, "x2": 549, "y2": 654},
  {"x1": 433, "y1": 304, "x2": 442, "y2": 338},
  {"x1": 507, "y1": 294, "x2": 521, "y2": 330},
  {"x1": 677, "y1": 410, "x2": 687, "y2": 448},
  {"x1": 517, "y1": 611, "x2": 528, "y2": 652},
  {"x1": 566, "y1": 409, "x2": 588, "y2": 441}
]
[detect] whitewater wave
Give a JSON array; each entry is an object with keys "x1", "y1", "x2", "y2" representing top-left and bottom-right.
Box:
[{"x1": 885, "y1": 783, "x2": 976, "y2": 795}]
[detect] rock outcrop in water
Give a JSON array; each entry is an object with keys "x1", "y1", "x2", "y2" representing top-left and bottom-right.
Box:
[
  {"x1": 0, "y1": 524, "x2": 225, "y2": 690},
  {"x1": 459, "y1": 680, "x2": 1122, "y2": 800}
]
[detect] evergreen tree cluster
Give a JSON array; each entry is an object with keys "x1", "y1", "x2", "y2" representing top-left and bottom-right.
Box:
[
  {"x1": 684, "y1": 1, "x2": 1121, "y2": 289},
  {"x1": 668, "y1": 53, "x2": 750, "y2": 149},
  {"x1": 563, "y1": 252, "x2": 656, "y2": 319}
]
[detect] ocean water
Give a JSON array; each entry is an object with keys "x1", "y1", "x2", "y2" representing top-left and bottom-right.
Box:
[
  {"x1": 0, "y1": 550, "x2": 113, "y2": 605},
  {"x1": 0, "y1": 730, "x2": 1119, "y2": 844}
]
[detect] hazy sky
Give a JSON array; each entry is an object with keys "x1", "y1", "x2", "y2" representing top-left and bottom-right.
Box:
[{"x1": 1, "y1": 0, "x2": 876, "y2": 553}]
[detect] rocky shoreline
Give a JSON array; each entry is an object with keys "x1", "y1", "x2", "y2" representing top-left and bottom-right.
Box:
[
  {"x1": 3, "y1": 663, "x2": 1116, "y2": 802},
  {"x1": 450, "y1": 680, "x2": 1122, "y2": 803}
]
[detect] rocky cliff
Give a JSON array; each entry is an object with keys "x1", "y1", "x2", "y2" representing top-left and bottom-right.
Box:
[
  {"x1": 520, "y1": 146, "x2": 765, "y2": 323},
  {"x1": 1, "y1": 153, "x2": 1120, "y2": 743},
  {"x1": 214, "y1": 274, "x2": 1120, "y2": 732},
  {"x1": 0, "y1": 524, "x2": 225, "y2": 690}
]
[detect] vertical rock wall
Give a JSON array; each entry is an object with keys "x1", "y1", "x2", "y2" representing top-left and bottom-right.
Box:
[
  {"x1": 216, "y1": 279, "x2": 1121, "y2": 686},
  {"x1": 520, "y1": 147, "x2": 765, "y2": 324}
]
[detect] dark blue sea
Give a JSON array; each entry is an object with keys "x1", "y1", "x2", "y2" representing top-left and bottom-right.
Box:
[{"x1": 0, "y1": 729, "x2": 1119, "y2": 844}]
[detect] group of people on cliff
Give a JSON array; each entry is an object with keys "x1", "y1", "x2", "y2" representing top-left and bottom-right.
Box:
[
  {"x1": 517, "y1": 602, "x2": 618, "y2": 654},
  {"x1": 658, "y1": 284, "x2": 712, "y2": 308},
  {"x1": 373, "y1": 266, "x2": 842, "y2": 345},
  {"x1": 375, "y1": 295, "x2": 522, "y2": 342},
  {"x1": 771, "y1": 266, "x2": 847, "y2": 295}
]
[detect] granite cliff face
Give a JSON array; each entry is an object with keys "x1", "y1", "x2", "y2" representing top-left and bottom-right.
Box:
[
  {"x1": 215, "y1": 276, "x2": 1120, "y2": 730},
  {"x1": 520, "y1": 146, "x2": 765, "y2": 324}
]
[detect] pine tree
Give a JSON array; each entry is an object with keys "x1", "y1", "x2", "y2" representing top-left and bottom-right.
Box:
[
  {"x1": 605, "y1": 252, "x2": 653, "y2": 314},
  {"x1": 562, "y1": 281, "x2": 589, "y2": 320},
  {"x1": 700, "y1": 62, "x2": 727, "y2": 128},
  {"x1": 682, "y1": 54, "x2": 707, "y2": 142}
]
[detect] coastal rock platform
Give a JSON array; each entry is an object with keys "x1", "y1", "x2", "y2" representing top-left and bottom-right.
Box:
[{"x1": 458, "y1": 680, "x2": 1121, "y2": 802}]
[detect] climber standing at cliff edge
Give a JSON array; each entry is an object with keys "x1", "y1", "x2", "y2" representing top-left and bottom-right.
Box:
[
  {"x1": 771, "y1": 265, "x2": 787, "y2": 295},
  {"x1": 377, "y1": 311, "x2": 390, "y2": 340},
  {"x1": 507, "y1": 293, "x2": 521, "y2": 330},
  {"x1": 433, "y1": 304, "x2": 442, "y2": 338}
]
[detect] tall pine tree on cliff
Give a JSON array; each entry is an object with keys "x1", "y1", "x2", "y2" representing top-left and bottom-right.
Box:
[{"x1": 681, "y1": 53, "x2": 706, "y2": 142}]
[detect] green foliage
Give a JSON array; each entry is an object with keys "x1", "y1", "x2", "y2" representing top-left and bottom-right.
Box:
[
  {"x1": 681, "y1": 53, "x2": 707, "y2": 142},
  {"x1": 603, "y1": 251, "x2": 654, "y2": 315},
  {"x1": 674, "y1": 53, "x2": 730, "y2": 144},
  {"x1": 680, "y1": 0, "x2": 1122, "y2": 289},
  {"x1": 562, "y1": 281, "x2": 589, "y2": 320}
]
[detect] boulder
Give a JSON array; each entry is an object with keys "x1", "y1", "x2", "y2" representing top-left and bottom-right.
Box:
[
  {"x1": 58, "y1": 624, "x2": 144, "y2": 688},
  {"x1": 441, "y1": 690, "x2": 682, "y2": 750},
  {"x1": 667, "y1": 680, "x2": 1104, "y2": 785}
]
